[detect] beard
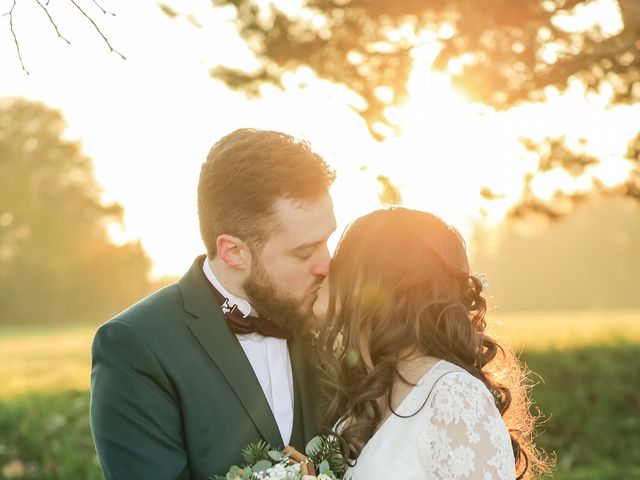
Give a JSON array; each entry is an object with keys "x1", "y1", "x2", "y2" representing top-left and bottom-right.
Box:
[{"x1": 243, "y1": 257, "x2": 321, "y2": 337}]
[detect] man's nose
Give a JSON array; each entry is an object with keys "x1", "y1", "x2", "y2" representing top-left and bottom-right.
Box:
[{"x1": 311, "y1": 246, "x2": 331, "y2": 278}]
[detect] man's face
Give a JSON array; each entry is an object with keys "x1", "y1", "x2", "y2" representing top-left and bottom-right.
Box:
[{"x1": 243, "y1": 193, "x2": 336, "y2": 335}]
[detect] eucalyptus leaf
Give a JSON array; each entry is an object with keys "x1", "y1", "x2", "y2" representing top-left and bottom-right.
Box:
[
  {"x1": 241, "y1": 466, "x2": 252, "y2": 480},
  {"x1": 226, "y1": 465, "x2": 242, "y2": 480},
  {"x1": 268, "y1": 450, "x2": 283, "y2": 462},
  {"x1": 319, "y1": 460, "x2": 331, "y2": 475},
  {"x1": 252, "y1": 460, "x2": 272, "y2": 473}
]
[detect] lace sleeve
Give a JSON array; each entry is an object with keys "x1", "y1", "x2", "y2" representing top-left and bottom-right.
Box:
[{"x1": 418, "y1": 372, "x2": 517, "y2": 480}]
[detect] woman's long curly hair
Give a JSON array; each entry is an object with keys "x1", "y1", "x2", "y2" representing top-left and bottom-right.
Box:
[{"x1": 316, "y1": 208, "x2": 550, "y2": 479}]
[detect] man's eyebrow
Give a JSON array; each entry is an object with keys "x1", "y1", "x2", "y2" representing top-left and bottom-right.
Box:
[{"x1": 291, "y1": 240, "x2": 323, "y2": 251}]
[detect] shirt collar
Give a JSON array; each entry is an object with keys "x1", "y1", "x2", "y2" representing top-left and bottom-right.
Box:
[{"x1": 202, "y1": 256, "x2": 257, "y2": 318}]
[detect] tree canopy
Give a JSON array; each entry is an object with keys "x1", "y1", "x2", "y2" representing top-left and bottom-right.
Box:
[
  {"x1": 179, "y1": 0, "x2": 640, "y2": 214},
  {"x1": 209, "y1": 0, "x2": 639, "y2": 131},
  {"x1": 0, "y1": 97, "x2": 154, "y2": 325}
]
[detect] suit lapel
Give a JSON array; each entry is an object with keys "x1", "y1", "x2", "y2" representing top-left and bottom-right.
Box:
[
  {"x1": 179, "y1": 256, "x2": 283, "y2": 448},
  {"x1": 289, "y1": 334, "x2": 319, "y2": 445}
]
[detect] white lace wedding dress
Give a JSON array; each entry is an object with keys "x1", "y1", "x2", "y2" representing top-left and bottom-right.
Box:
[{"x1": 345, "y1": 360, "x2": 517, "y2": 480}]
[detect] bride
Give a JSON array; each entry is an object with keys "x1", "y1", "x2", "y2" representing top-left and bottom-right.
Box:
[{"x1": 312, "y1": 208, "x2": 548, "y2": 479}]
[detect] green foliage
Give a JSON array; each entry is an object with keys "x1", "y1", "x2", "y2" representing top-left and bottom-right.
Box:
[
  {"x1": 214, "y1": 436, "x2": 344, "y2": 479},
  {"x1": 305, "y1": 435, "x2": 345, "y2": 476},
  {"x1": 0, "y1": 97, "x2": 155, "y2": 326},
  {"x1": 522, "y1": 343, "x2": 640, "y2": 479},
  {"x1": 241, "y1": 440, "x2": 273, "y2": 466},
  {"x1": 0, "y1": 391, "x2": 101, "y2": 480}
]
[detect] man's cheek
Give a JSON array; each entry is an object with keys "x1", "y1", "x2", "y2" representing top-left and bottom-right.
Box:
[{"x1": 282, "y1": 266, "x2": 308, "y2": 288}]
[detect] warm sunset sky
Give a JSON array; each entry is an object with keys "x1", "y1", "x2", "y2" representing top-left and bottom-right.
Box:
[{"x1": 1, "y1": 0, "x2": 638, "y2": 277}]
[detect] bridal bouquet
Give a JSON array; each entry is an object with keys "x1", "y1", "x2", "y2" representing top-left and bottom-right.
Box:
[{"x1": 211, "y1": 435, "x2": 346, "y2": 480}]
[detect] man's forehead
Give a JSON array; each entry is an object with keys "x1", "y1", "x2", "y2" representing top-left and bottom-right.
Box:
[{"x1": 269, "y1": 195, "x2": 336, "y2": 244}]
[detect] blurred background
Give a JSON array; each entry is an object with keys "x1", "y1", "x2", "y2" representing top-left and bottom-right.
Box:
[{"x1": 0, "y1": 0, "x2": 639, "y2": 478}]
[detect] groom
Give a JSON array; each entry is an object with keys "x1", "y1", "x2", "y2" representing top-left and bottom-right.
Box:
[{"x1": 90, "y1": 129, "x2": 337, "y2": 479}]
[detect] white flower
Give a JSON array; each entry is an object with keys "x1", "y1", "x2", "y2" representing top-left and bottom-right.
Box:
[
  {"x1": 256, "y1": 461, "x2": 313, "y2": 480},
  {"x1": 318, "y1": 475, "x2": 333, "y2": 480}
]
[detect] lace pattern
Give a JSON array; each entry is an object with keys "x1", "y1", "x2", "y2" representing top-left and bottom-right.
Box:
[
  {"x1": 418, "y1": 371, "x2": 516, "y2": 479},
  {"x1": 345, "y1": 360, "x2": 516, "y2": 480}
]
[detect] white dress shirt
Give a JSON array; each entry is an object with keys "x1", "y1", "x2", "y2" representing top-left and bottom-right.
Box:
[{"x1": 203, "y1": 258, "x2": 294, "y2": 445}]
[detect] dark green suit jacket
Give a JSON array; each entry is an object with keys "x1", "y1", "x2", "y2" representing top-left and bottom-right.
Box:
[{"x1": 90, "y1": 256, "x2": 320, "y2": 480}]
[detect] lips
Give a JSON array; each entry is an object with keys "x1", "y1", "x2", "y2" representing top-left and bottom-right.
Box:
[{"x1": 306, "y1": 286, "x2": 321, "y2": 303}]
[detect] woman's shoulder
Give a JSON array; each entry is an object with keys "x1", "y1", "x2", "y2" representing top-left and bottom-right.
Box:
[
  {"x1": 417, "y1": 360, "x2": 497, "y2": 413},
  {"x1": 416, "y1": 359, "x2": 481, "y2": 386}
]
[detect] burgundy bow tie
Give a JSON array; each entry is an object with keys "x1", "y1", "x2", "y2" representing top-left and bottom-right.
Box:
[{"x1": 201, "y1": 266, "x2": 290, "y2": 340}]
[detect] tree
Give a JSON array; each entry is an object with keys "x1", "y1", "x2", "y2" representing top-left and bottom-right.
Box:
[
  {"x1": 166, "y1": 0, "x2": 640, "y2": 215},
  {"x1": 0, "y1": 97, "x2": 153, "y2": 325}
]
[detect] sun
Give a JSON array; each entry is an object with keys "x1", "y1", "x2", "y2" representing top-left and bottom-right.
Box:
[{"x1": 367, "y1": 45, "x2": 525, "y2": 231}]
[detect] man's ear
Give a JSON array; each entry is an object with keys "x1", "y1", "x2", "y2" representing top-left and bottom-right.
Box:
[{"x1": 216, "y1": 234, "x2": 251, "y2": 269}]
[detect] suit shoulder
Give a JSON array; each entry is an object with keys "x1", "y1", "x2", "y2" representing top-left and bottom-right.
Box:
[{"x1": 102, "y1": 282, "x2": 185, "y2": 333}]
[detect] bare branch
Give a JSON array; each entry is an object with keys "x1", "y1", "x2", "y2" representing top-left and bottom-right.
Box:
[
  {"x1": 34, "y1": 0, "x2": 71, "y2": 44},
  {"x1": 91, "y1": 0, "x2": 115, "y2": 17},
  {"x1": 69, "y1": 0, "x2": 126, "y2": 60},
  {"x1": 8, "y1": 0, "x2": 29, "y2": 74},
  {"x1": 4, "y1": 0, "x2": 124, "y2": 72}
]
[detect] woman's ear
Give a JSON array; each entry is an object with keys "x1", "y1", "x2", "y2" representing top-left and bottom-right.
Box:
[{"x1": 216, "y1": 234, "x2": 251, "y2": 270}]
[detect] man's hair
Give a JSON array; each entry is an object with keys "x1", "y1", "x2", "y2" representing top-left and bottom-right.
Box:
[{"x1": 198, "y1": 128, "x2": 336, "y2": 257}]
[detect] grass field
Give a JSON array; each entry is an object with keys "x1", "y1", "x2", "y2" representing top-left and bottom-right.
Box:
[
  {"x1": 487, "y1": 309, "x2": 640, "y2": 351},
  {"x1": 1, "y1": 310, "x2": 637, "y2": 399},
  {"x1": 0, "y1": 310, "x2": 639, "y2": 479},
  {"x1": 0, "y1": 326, "x2": 95, "y2": 400}
]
